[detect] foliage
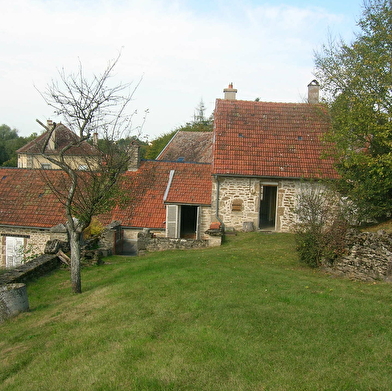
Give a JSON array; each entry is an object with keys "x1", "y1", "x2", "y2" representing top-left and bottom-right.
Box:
[
  {"x1": 144, "y1": 99, "x2": 213, "y2": 159},
  {"x1": 294, "y1": 183, "x2": 348, "y2": 267},
  {"x1": 0, "y1": 124, "x2": 37, "y2": 167},
  {"x1": 2, "y1": 233, "x2": 392, "y2": 390},
  {"x1": 144, "y1": 130, "x2": 176, "y2": 160},
  {"x1": 314, "y1": 0, "x2": 392, "y2": 221},
  {"x1": 19, "y1": 243, "x2": 40, "y2": 264},
  {"x1": 83, "y1": 217, "x2": 105, "y2": 239}
]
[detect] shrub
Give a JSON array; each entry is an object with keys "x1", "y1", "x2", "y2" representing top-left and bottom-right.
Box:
[{"x1": 294, "y1": 183, "x2": 349, "y2": 267}]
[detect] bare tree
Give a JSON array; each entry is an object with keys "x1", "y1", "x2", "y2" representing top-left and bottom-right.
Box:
[{"x1": 36, "y1": 54, "x2": 147, "y2": 293}]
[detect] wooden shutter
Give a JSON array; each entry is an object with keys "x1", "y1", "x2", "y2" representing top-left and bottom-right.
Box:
[
  {"x1": 166, "y1": 205, "x2": 179, "y2": 238},
  {"x1": 6, "y1": 237, "x2": 24, "y2": 268},
  {"x1": 195, "y1": 206, "x2": 201, "y2": 239}
]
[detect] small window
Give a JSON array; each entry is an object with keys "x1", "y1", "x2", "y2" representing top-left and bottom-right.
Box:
[
  {"x1": 78, "y1": 165, "x2": 88, "y2": 170},
  {"x1": 232, "y1": 199, "x2": 243, "y2": 212},
  {"x1": 41, "y1": 163, "x2": 52, "y2": 169}
]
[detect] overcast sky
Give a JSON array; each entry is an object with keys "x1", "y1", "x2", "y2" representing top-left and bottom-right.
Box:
[{"x1": 1, "y1": 0, "x2": 364, "y2": 140}]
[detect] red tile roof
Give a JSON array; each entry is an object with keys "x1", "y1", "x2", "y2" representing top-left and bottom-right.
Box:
[
  {"x1": 0, "y1": 168, "x2": 66, "y2": 228},
  {"x1": 111, "y1": 161, "x2": 212, "y2": 228},
  {"x1": 0, "y1": 161, "x2": 212, "y2": 230},
  {"x1": 157, "y1": 131, "x2": 213, "y2": 163},
  {"x1": 212, "y1": 99, "x2": 338, "y2": 179},
  {"x1": 17, "y1": 124, "x2": 99, "y2": 156}
]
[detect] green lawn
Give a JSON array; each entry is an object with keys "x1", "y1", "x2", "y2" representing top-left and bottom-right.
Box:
[{"x1": 1, "y1": 232, "x2": 392, "y2": 390}]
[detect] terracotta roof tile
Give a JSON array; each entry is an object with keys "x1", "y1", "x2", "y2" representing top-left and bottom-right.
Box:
[
  {"x1": 0, "y1": 161, "x2": 212, "y2": 230},
  {"x1": 0, "y1": 168, "x2": 66, "y2": 228},
  {"x1": 111, "y1": 161, "x2": 212, "y2": 229},
  {"x1": 212, "y1": 99, "x2": 338, "y2": 179}
]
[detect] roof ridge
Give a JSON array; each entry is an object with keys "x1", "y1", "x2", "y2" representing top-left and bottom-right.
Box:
[{"x1": 145, "y1": 159, "x2": 211, "y2": 165}]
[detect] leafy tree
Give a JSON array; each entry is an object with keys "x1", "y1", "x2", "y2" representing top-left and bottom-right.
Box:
[
  {"x1": 37, "y1": 54, "x2": 146, "y2": 293},
  {"x1": 1, "y1": 132, "x2": 37, "y2": 167},
  {"x1": 314, "y1": 0, "x2": 392, "y2": 221},
  {"x1": 0, "y1": 124, "x2": 18, "y2": 165},
  {"x1": 144, "y1": 130, "x2": 177, "y2": 160}
]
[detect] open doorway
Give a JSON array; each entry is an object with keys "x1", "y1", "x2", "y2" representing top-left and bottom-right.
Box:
[
  {"x1": 259, "y1": 186, "x2": 277, "y2": 229},
  {"x1": 166, "y1": 205, "x2": 200, "y2": 239},
  {"x1": 180, "y1": 205, "x2": 199, "y2": 239}
]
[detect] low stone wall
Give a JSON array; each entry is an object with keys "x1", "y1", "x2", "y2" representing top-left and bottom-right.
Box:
[
  {"x1": 141, "y1": 237, "x2": 209, "y2": 252},
  {"x1": 0, "y1": 254, "x2": 61, "y2": 286},
  {"x1": 138, "y1": 230, "x2": 209, "y2": 252},
  {"x1": 322, "y1": 229, "x2": 392, "y2": 282}
]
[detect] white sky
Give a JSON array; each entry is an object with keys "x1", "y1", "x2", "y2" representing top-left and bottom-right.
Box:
[{"x1": 1, "y1": 0, "x2": 364, "y2": 140}]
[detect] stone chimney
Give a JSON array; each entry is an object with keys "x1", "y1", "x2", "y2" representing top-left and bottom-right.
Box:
[
  {"x1": 47, "y1": 119, "x2": 56, "y2": 150},
  {"x1": 307, "y1": 80, "x2": 320, "y2": 104},
  {"x1": 223, "y1": 83, "x2": 237, "y2": 100},
  {"x1": 128, "y1": 140, "x2": 140, "y2": 171},
  {"x1": 92, "y1": 132, "x2": 98, "y2": 147}
]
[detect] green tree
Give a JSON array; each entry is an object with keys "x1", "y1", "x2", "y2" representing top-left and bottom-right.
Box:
[
  {"x1": 144, "y1": 130, "x2": 176, "y2": 160},
  {"x1": 314, "y1": 0, "x2": 392, "y2": 221},
  {"x1": 0, "y1": 124, "x2": 18, "y2": 165},
  {"x1": 1, "y1": 132, "x2": 37, "y2": 167}
]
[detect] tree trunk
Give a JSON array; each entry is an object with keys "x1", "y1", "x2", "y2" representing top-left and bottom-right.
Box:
[{"x1": 69, "y1": 229, "x2": 82, "y2": 294}]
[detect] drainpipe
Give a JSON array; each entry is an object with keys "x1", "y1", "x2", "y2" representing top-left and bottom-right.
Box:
[{"x1": 214, "y1": 175, "x2": 225, "y2": 230}]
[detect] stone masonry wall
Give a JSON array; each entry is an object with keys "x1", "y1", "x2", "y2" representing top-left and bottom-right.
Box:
[
  {"x1": 211, "y1": 177, "x2": 300, "y2": 232},
  {"x1": 138, "y1": 234, "x2": 209, "y2": 252},
  {"x1": 277, "y1": 180, "x2": 298, "y2": 232},
  {"x1": 322, "y1": 230, "x2": 392, "y2": 282},
  {"x1": 0, "y1": 254, "x2": 61, "y2": 285},
  {"x1": 0, "y1": 227, "x2": 67, "y2": 268},
  {"x1": 198, "y1": 206, "x2": 213, "y2": 240}
]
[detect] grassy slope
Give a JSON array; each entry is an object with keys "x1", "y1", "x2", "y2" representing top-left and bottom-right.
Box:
[{"x1": 1, "y1": 232, "x2": 392, "y2": 391}]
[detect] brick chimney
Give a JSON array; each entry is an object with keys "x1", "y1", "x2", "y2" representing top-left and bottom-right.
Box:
[
  {"x1": 128, "y1": 140, "x2": 140, "y2": 171},
  {"x1": 307, "y1": 80, "x2": 320, "y2": 104},
  {"x1": 223, "y1": 83, "x2": 237, "y2": 100}
]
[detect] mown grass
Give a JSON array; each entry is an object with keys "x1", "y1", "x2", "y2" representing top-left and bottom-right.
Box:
[{"x1": 1, "y1": 232, "x2": 392, "y2": 390}]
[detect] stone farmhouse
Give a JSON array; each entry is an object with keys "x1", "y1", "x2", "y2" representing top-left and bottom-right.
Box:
[
  {"x1": 17, "y1": 120, "x2": 99, "y2": 170},
  {"x1": 0, "y1": 81, "x2": 337, "y2": 268},
  {"x1": 211, "y1": 81, "x2": 337, "y2": 232}
]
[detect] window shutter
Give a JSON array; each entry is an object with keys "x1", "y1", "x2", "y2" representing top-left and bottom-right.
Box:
[
  {"x1": 6, "y1": 237, "x2": 24, "y2": 268},
  {"x1": 166, "y1": 205, "x2": 179, "y2": 238},
  {"x1": 195, "y1": 206, "x2": 201, "y2": 239}
]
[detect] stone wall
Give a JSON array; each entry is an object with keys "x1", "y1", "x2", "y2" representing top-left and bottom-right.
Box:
[
  {"x1": 211, "y1": 177, "x2": 301, "y2": 232},
  {"x1": 0, "y1": 226, "x2": 68, "y2": 268},
  {"x1": 0, "y1": 254, "x2": 61, "y2": 285},
  {"x1": 141, "y1": 237, "x2": 209, "y2": 252},
  {"x1": 322, "y1": 229, "x2": 392, "y2": 282},
  {"x1": 277, "y1": 181, "x2": 297, "y2": 232},
  {"x1": 137, "y1": 230, "x2": 214, "y2": 252}
]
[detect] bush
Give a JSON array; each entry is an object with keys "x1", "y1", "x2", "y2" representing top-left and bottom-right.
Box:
[{"x1": 294, "y1": 183, "x2": 349, "y2": 267}]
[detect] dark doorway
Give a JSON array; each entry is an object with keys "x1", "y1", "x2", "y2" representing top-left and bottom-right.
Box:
[
  {"x1": 180, "y1": 205, "x2": 198, "y2": 239},
  {"x1": 259, "y1": 186, "x2": 277, "y2": 229}
]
